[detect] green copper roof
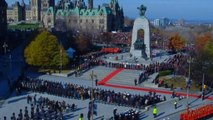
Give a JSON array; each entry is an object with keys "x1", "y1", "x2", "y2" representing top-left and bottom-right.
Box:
[
  {"x1": 56, "y1": 9, "x2": 66, "y2": 17},
  {"x1": 53, "y1": 6, "x2": 112, "y2": 17},
  {"x1": 45, "y1": 5, "x2": 113, "y2": 17},
  {"x1": 46, "y1": 7, "x2": 54, "y2": 15}
]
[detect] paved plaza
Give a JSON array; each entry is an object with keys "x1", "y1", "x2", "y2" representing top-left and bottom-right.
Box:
[{"x1": 1, "y1": 65, "x2": 213, "y2": 120}]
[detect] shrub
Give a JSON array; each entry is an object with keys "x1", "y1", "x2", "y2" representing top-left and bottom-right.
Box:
[{"x1": 159, "y1": 70, "x2": 172, "y2": 76}]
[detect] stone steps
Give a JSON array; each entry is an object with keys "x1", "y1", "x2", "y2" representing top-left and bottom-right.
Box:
[
  {"x1": 78, "y1": 66, "x2": 116, "y2": 80},
  {"x1": 108, "y1": 69, "x2": 141, "y2": 86}
]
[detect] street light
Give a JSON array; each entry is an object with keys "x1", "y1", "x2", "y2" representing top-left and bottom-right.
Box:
[
  {"x1": 8, "y1": 49, "x2": 12, "y2": 70},
  {"x1": 3, "y1": 42, "x2": 8, "y2": 55},
  {"x1": 186, "y1": 56, "x2": 191, "y2": 112},
  {"x1": 201, "y1": 61, "x2": 208, "y2": 101},
  {"x1": 202, "y1": 73, "x2": 205, "y2": 100},
  {"x1": 90, "y1": 70, "x2": 97, "y2": 120},
  {"x1": 60, "y1": 47, "x2": 62, "y2": 73}
]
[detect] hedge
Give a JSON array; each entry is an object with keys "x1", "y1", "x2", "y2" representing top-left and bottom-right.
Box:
[{"x1": 159, "y1": 70, "x2": 173, "y2": 76}]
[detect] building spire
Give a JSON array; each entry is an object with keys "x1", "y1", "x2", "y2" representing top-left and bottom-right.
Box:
[
  {"x1": 21, "y1": 0, "x2": 25, "y2": 7},
  {"x1": 88, "y1": 0, "x2": 93, "y2": 9}
]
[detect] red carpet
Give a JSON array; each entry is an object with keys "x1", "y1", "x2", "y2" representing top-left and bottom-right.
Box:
[
  {"x1": 98, "y1": 68, "x2": 124, "y2": 85},
  {"x1": 103, "y1": 83, "x2": 213, "y2": 100}
]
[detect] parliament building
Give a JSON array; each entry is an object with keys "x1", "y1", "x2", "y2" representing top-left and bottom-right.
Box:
[
  {"x1": 43, "y1": 0, "x2": 124, "y2": 32},
  {"x1": 0, "y1": 0, "x2": 7, "y2": 41}
]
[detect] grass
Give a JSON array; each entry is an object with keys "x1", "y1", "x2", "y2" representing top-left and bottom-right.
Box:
[
  {"x1": 159, "y1": 76, "x2": 200, "y2": 91},
  {"x1": 8, "y1": 23, "x2": 39, "y2": 31},
  {"x1": 38, "y1": 69, "x2": 73, "y2": 74}
]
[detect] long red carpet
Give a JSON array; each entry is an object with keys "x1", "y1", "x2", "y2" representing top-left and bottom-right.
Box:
[
  {"x1": 103, "y1": 83, "x2": 213, "y2": 100},
  {"x1": 97, "y1": 68, "x2": 213, "y2": 100},
  {"x1": 98, "y1": 68, "x2": 124, "y2": 85}
]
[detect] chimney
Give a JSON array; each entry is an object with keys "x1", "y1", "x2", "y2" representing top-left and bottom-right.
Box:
[
  {"x1": 98, "y1": 5, "x2": 100, "y2": 10},
  {"x1": 88, "y1": 0, "x2": 93, "y2": 9}
]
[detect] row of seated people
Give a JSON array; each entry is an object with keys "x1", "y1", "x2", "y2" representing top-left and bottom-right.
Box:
[
  {"x1": 2, "y1": 95, "x2": 77, "y2": 120},
  {"x1": 17, "y1": 77, "x2": 165, "y2": 109},
  {"x1": 113, "y1": 108, "x2": 140, "y2": 120}
]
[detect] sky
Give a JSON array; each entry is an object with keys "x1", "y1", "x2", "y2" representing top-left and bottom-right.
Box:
[{"x1": 5, "y1": 0, "x2": 213, "y2": 21}]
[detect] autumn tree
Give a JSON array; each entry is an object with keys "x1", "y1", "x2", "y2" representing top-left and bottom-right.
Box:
[
  {"x1": 191, "y1": 33, "x2": 213, "y2": 84},
  {"x1": 24, "y1": 31, "x2": 69, "y2": 69},
  {"x1": 168, "y1": 33, "x2": 186, "y2": 52},
  {"x1": 75, "y1": 34, "x2": 92, "y2": 52},
  {"x1": 101, "y1": 32, "x2": 113, "y2": 46},
  {"x1": 195, "y1": 33, "x2": 212, "y2": 53}
]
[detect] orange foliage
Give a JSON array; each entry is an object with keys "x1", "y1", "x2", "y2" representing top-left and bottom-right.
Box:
[
  {"x1": 168, "y1": 33, "x2": 185, "y2": 51},
  {"x1": 195, "y1": 33, "x2": 212, "y2": 52}
]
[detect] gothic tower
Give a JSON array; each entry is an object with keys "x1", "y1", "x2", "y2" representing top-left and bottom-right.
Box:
[
  {"x1": 0, "y1": 0, "x2": 8, "y2": 42},
  {"x1": 31, "y1": 0, "x2": 41, "y2": 22},
  {"x1": 88, "y1": 0, "x2": 93, "y2": 9},
  {"x1": 31, "y1": 0, "x2": 55, "y2": 22},
  {"x1": 21, "y1": 0, "x2": 26, "y2": 21},
  {"x1": 41, "y1": 0, "x2": 55, "y2": 22}
]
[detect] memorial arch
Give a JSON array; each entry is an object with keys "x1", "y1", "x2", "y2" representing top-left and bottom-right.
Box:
[{"x1": 130, "y1": 5, "x2": 151, "y2": 59}]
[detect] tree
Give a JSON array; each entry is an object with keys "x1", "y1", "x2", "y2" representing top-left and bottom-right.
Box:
[
  {"x1": 195, "y1": 33, "x2": 212, "y2": 53},
  {"x1": 191, "y1": 34, "x2": 213, "y2": 84},
  {"x1": 24, "y1": 31, "x2": 69, "y2": 68},
  {"x1": 75, "y1": 34, "x2": 91, "y2": 52},
  {"x1": 168, "y1": 33, "x2": 186, "y2": 52},
  {"x1": 102, "y1": 32, "x2": 113, "y2": 47}
]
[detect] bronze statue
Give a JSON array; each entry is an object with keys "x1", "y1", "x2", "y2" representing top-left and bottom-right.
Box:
[{"x1": 137, "y1": 4, "x2": 147, "y2": 16}]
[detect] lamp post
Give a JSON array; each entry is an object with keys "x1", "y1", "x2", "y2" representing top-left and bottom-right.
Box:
[
  {"x1": 59, "y1": 40, "x2": 63, "y2": 73},
  {"x1": 90, "y1": 70, "x2": 97, "y2": 120},
  {"x1": 60, "y1": 47, "x2": 62, "y2": 73},
  {"x1": 186, "y1": 56, "x2": 191, "y2": 112},
  {"x1": 8, "y1": 49, "x2": 12, "y2": 70},
  {"x1": 201, "y1": 61, "x2": 207, "y2": 100},
  {"x1": 202, "y1": 73, "x2": 205, "y2": 100},
  {"x1": 3, "y1": 42, "x2": 8, "y2": 55}
]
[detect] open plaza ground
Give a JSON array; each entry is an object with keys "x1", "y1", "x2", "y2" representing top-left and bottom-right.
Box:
[{"x1": 1, "y1": 61, "x2": 213, "y2": 119}]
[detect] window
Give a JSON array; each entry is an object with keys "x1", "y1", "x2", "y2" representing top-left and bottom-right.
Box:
[
  {"x1": 47, "y1": 18, "x2": 51, "y2": 23},
  {"x1": 43, "y1": 3, "x2": 47, "y2": 7},
  {"x1": 99, "y1": 19, "x2": 104, "y2": 24}
]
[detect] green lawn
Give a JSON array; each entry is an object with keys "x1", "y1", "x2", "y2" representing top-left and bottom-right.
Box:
[
  {"x1": 8, "y1": 23, "x2": 39, "y2": 31},
  {"x1": 159, "y1": 76, "x2": 200, "y2": 91},
  {"x1": 38, "y1": 69, "x2": 72, "y2": 74}
]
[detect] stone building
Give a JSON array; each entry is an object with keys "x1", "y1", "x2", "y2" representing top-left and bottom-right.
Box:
[
  {"x1": 0, "y1": 0, "x2": 7, "y2": 41},
  {"x1": 25, "y1": 4, "x2": 32, "y2": 21},
  {"x1": 44, "y1": 0, "x2": 124, "y2": 32},
  {"x1": 31, "y1": 0, "x2": 55, "y2": 22},
  {"x1": 7, "y1": 1, "x2": 25, "y2": 22}
]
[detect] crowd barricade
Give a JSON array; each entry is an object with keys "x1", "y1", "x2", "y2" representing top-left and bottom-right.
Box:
[
  {"x1": 101, "y1": 48, "x2": 120, "y2": 53},
  {"x1": 180, "y1": 104, "x2": 213, "y2": 120}
]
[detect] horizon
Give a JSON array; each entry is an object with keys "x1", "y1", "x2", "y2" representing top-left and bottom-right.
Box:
[{"x1": 5, "y1": 0, "x2": 213, "y2": 22}]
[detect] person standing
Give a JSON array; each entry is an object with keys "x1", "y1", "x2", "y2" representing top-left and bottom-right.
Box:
[
  {"x1": 134, "y1": 78, "x2": 137, "y2": 86},
  {"x1": 79, "y1": 113, "x2": 84, "y2": 120},
  {"x1": 87, "y1": 111, "x2": 91, "y2": 120},
  {"x1": 153, "y1": 106, "x2": 158, "y2": 118},
  {"x1": 95, "y1": 79, "x2": 98, "y2": 86},
  {"x1": 174, "y1": 100, "x2": 177, "y2": 109}
]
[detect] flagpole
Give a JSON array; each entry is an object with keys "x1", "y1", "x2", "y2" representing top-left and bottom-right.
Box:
[{"x1": 187, "y1": 56, "x2": 191, "y2": 112}]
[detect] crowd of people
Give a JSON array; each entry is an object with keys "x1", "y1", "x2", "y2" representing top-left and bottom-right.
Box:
[
  {"x1": 2, "y1": 53, "x2": 190, "y2": 119},
  {"x1": 17, "y1": 77, "x2": 164, "y2": 109},
  {"x1": 3, "y1": 94, "x2": 77, "y2": 120},
  {"x1": 113, "y1": 108, "x2": 140, "y2": 120},
  {"x1": 96, "y1": 53, "x2": 188, "y2": 85},
  {"x1": 141, "y1": 54, "x2": 188, "y2": 84}
]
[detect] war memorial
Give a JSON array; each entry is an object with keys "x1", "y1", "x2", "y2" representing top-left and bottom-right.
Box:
[
  {"x1": 104, "y1": 4, "x2": 169, "y2": 67},
  {"x1": 1, "y1": 1, "x2": 213, "y2": 120}
]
